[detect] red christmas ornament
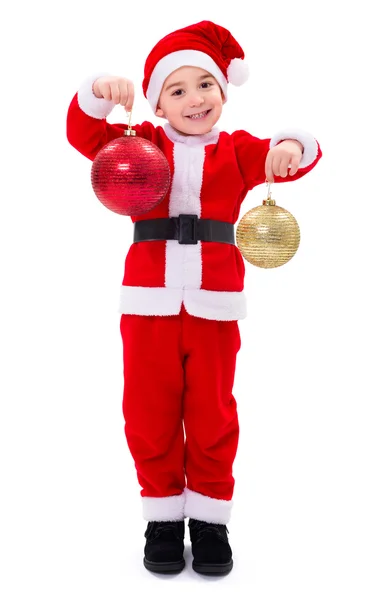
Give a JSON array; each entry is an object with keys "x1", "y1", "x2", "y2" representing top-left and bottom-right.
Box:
[{"x1": 91, "y1": 130, "x2": 171, "y2": 216}]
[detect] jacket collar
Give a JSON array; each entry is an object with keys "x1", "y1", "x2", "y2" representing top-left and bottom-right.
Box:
[{"x1": 164, "y1": 122, "x2": 220, "y2": 146}]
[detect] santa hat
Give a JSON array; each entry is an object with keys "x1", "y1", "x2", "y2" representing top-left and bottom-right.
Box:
[{"x1": 142, "y1": 20, "x2": 249, "y2": 113}]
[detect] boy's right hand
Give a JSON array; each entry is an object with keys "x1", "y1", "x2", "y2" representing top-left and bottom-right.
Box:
[{"x1": 92, "y1": 76, "x2": 134, "y2": 112}]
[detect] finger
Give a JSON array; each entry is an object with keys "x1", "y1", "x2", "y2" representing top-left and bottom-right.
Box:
[
  {"x1": 101, "y1": 83, "x2": 112, "y2": 101},
  {"x1": 109, "y1": 81, "x2": 121, "y2": 105},
  {"x1": 118, "y1": 80, "x2": 129, "y2": 108},
  {"x1": 288, "y1": 156, "x2": 300, "y2": 176},
  {"x1": 279, "y1": 156, "x2": 290, "y2": 177},
  {"x1": 272, "y1": 155, "x2": 281, "y2": 177},
  {"x1": 126, "y1": 81, "x2": 135, "y2": 112},
  {"x1": 265, "y1": 151, "x2": 274, "y2": 183}
]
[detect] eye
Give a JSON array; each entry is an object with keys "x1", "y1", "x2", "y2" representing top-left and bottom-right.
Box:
[
  {"x1": 200, "y1": 81, "x2": 213, "y2": 88},
  {"x1": 172, "y1": 89, "x2": 184, "y2": 96}
]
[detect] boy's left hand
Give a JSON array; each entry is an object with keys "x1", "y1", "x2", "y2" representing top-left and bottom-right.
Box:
[{"x1": 265, "y1": 139, "x2": 303, "y2": 184}]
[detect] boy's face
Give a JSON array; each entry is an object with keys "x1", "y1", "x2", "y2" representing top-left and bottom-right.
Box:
[{"x1": 155, "y1": 66, "x2": 225, "y2": 136}]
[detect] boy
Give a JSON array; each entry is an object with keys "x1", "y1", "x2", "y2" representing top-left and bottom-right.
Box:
[{"x1": 67, "y1": 20, "x2": 322, "y2": 576}]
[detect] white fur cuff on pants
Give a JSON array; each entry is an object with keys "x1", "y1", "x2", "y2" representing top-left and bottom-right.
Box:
[
  {"x1": 142, "y1": 491, "x2": 186, "y2": 521},
  {"x1": 184, "y1": 488, "x2": 233, "y2": 524}
]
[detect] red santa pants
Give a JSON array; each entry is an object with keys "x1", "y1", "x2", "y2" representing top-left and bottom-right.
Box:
[{"x1": 120, "y1": 303, "x2": 241, "y2": 525}]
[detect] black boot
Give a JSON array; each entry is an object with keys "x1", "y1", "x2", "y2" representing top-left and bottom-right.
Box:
[
  {"x1": 143, "y1": 520, "x2": 185, "y2": 574},
  {"x1": 188, "y1": 518, "x2": 233, "y2": 575}
]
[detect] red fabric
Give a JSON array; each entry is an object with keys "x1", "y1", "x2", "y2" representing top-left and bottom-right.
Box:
[
  {"x1": 66, "y1": 95, "x2": 322, "y2": 295},
  {"x1": 142, "y1": 20, "x2": 245, "y2": 97},
  {"x1": 120, "y1": 304, "x2": 241, "y2": 500}
]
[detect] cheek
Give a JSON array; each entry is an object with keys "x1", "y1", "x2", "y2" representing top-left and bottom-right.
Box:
[{"x1": 212, "y1": 91, "x2": 224, "y2": 104}]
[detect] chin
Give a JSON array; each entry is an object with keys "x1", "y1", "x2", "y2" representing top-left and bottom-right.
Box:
[
  {"x1": 170, "y1": 113, "x2": 218, "y2": 136},
  {"x1": 184, "y1": 118, "x2": 215, "y2": 135},
  {"x1": 186, "y1": 126, "x2": 211, "y2": 136}
]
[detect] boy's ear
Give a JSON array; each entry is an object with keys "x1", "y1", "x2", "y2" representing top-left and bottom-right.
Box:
[{"x1": 155, "y1": 107, "x2": 165, "y2": 118}]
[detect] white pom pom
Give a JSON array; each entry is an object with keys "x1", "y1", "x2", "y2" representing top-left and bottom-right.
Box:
[{"x1": 227, "y1": 58, "x2": 249, "y2": 86}]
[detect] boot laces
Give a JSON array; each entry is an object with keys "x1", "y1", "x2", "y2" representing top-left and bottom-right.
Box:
[
  {"x1": 146, "y1": 521, "x2": 182, "y2": 541},
  {"x1": 190, "y1": 520, "x2": 229, "y2": 542}
]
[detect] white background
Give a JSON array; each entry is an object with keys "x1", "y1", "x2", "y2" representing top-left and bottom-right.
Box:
[{"x1": 1, "y1": 0, "x2": 381, "y2": 598}]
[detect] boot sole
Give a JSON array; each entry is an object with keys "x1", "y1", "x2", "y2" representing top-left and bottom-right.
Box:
[
  {"x1": 192, "y1": 559, "x2": 233, "y2": 575},
  {"x1": 143, "y1": 557, "x2": 185, "y2": 574}
]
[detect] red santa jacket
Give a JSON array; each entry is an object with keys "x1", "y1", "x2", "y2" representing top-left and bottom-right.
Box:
[{"x1": 67, "y1": 75, "x2": 322, "y2": 321}]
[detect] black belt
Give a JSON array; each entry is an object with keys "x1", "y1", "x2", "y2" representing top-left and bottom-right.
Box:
[{"x1": 133, "y1": 214, "x2": 235, "y2": 245}]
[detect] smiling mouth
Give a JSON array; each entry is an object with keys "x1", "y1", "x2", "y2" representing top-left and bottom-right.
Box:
[{"x1": 185, "y1": 109, "x2": 212, "y2": 120}]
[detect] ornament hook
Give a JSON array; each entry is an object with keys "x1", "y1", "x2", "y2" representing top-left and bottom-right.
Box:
[
  {"x1": 124, "y1": 108, "x2": 136, "y2": 137},
  {"x1": 263, "y1": 179, "x2": 276, "y2": 206},
  {"x1": 265, "y1": 179, "x2": 272, "y2": 200}
]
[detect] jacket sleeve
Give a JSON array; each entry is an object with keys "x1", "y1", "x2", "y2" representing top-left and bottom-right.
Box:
[
  {"x1": 66, "y1": 73, "x2": 156, "y2": 161},
  {"x1": 232, "y1": 128, "x2": 323, "y2": 190}
]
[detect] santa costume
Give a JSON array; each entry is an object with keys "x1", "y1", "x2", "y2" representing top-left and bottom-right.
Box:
[{"x1": 67, "y1": 19, "x2": 322, "y2": 563}]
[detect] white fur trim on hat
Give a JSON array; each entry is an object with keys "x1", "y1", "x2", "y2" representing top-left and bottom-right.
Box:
[
  {"x1": 270, "y1": 128, "x2": 319, "y2": 169},
  {"x1": 227, "y1": 58, "x2": 249, "y2": 86},
  {"x1": 146, "y1": 50, "x2": 228, "y2": 113}
]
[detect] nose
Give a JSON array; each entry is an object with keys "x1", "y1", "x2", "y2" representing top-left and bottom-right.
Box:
[{"x1": 189, "y1": 93, "x2": 205, "y2": 107}]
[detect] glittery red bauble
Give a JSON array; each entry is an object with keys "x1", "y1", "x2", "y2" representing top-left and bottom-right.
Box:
[{"x1": 91, "y1": 134, "x2": 171, "y2": 216}]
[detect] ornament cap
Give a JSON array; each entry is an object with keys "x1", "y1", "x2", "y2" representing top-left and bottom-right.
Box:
[
  {"x1": 263, "y1": 199, "x2": 276, "y2": 206},
  {"x1": 124, "y1": 129, "x2": 137, "y2": 136}
]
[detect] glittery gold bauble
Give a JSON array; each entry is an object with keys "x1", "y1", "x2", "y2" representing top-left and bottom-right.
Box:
[{"x1": 236, "y1": 197, "x2": 300, "y2": 268}]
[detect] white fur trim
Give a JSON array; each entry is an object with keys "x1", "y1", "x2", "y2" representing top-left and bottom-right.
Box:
[
  {"x1": 147, "y1": 50, "x2": 228, "y2": 112},
  {"x1": 227, "y1": 58, "x2": 249, "y2": 86},
  {"x1": 167, "y1": 141, "x2": 203, "y2": 216},
  {"x1": 119, "y1": 285, "x2": 183, "y2": 315},
  {"x1": 77, "y1": 73, "x2": 115, "y2": 120},
  {"x1": 184, "y1": 289, "x2": 247, "y2": 321},
  {"x1": 165, "y1": 241, "x2": 187, "y2": 289},
  {"x1": 119, "y1": 287, "x2": 247, "y2": 320},
  {"x1": 269, "y1": 128, "x2": 319, "y2": 169},
  {"x1": 164, "y1": 141, "x2": 204, "y2": 289},
  {"x1": 184, "y1": 488, "x2": 233, "y2": 524},
  {"x1": 183, "y1": 244, "x2": 203, "y2": 290},
  {"x1": 142, "y1": 491, "x2": 186, "y2": 522},
  {"x1": 165, "y1": 241, "x2": 203, "y2": 290},
  {"x1": 119, "y1": 130, "x2": 247, "y2": 321}
]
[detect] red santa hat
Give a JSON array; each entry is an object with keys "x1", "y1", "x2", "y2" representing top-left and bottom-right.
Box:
[{"x1": 142, "y1": 20, "x2": 249, "y2": 112}]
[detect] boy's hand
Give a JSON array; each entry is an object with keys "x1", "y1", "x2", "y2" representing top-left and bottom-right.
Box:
[
  {"x1": 92, "y1": 76, "x2": 135, "y2": 112},
  {"x1": 265, "y1": 139, "x2": 303, "y2": 183}
]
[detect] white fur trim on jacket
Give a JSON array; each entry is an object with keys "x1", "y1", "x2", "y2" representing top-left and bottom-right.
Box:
[
  {"x1": 119, "y1": 286, "x2": 183, "y2": 316},
  {"x1": 142, "y1": 491, "x2": 186, "y2": 521},
  {"x1": 77, "y1": 73, "x2": 115, "y2": 120},
  {"x1": 184, "y1": 488, "x2": 233, "y2": 524},
  {"x1": 164, "y1": 140, "x2": 204, "y2": 289},
  {"x1": 119, "y1": 286, "x2": 247, "y2": 321},
  {"x1": 183, "y1": 289, "x2": 247, "y2": 321},
  {"x1": 269, "y1": 128, "x2": 319, "y2": 169}
]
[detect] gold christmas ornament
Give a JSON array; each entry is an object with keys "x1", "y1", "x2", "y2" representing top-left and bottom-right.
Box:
[{"x1": 236, "y1": 183, "x2": 300, "y2": 268}]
